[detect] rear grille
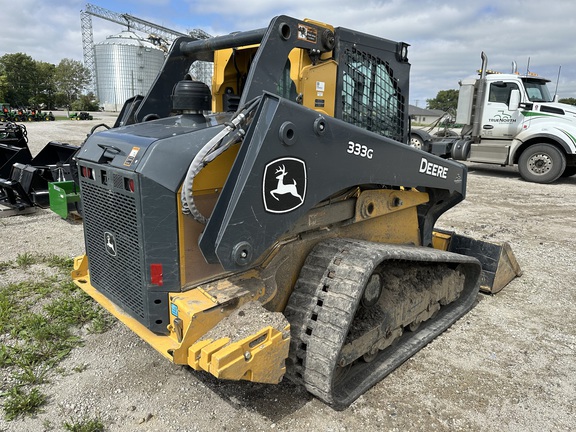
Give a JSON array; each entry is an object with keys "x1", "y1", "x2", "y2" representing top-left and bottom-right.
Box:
[{"x1": 80, "y1": 177, "x2": 145, "y2": 319}]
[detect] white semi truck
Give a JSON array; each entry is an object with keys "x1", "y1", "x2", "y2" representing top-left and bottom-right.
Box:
[{"x1": 411, "y1": 52, "x2": 576, "y2": 183}]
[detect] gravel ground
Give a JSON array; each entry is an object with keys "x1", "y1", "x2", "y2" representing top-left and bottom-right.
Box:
[{"x1": 1, "y1": 114, "x2": 575, "y2": 431}]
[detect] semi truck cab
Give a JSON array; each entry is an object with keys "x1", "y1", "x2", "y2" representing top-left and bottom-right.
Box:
[{"x1": 414, "y1": 53, "x2": 576, "y2": 183}]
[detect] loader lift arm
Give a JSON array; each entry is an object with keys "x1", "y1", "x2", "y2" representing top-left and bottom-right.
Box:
[{"x1": 198, "y1": 91, "x2": 468, "y2": 271}]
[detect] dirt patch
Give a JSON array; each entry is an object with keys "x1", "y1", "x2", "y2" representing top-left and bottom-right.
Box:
[
  {"x1": 200, "y1": 301, "x2": 289, "y2": 343},
  {"x1": 1, "y1": 118, "x2": 575, "y2": 431}
]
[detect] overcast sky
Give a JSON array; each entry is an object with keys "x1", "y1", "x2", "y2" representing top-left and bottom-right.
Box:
[{"x1": 2, "y1": 0, "x2": 575, "y2": 107}]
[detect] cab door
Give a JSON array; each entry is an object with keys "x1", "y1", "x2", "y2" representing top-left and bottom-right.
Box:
[{"x1": 480, "y1": 81, "x2": 524, "y2": 139}]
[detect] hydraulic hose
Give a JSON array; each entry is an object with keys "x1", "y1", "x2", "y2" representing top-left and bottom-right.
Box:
[{"x1": 181, "y1": 97, "x2": 261, "y2": 224}]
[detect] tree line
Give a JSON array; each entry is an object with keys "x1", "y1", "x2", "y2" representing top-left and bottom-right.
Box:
[{"x1": 0, "y1": 53, "x2": 98, "y2": 111}]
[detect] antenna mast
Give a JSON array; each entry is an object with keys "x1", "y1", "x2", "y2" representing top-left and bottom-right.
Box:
[{"x1": 554, "y1": 65, "x2": 562, "y2": 99}]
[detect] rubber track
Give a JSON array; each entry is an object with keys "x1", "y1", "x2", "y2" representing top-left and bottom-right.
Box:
[{"x1": 283, "y1": 238, "x2": 481, "y2": 409}]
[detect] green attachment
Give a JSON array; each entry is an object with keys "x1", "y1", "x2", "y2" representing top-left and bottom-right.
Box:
[{"x1": 49, "y1": 181, "x2": 80, "y2": 219}]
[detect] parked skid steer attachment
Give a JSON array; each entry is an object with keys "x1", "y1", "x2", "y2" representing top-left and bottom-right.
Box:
[
  {"x1": 433, "y1": 230, "x2": 522, "y2": 294},
  {"x1": 0, "y1": 122, "x2": 32, "y2": 178},
  {"x1": 72, "y1": 15, "x2": 520, "y2": 408},
  {"x1": 1, "y1": 121, "x2": 79, "y2": 215}
]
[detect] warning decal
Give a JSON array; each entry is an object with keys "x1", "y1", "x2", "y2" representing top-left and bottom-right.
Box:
[
  {"x1": 297, "y1": 24, "x2": 317, "y2": 43},
  {"x1": 123, "y1": 146, "x2": 140, "y2": 166}
]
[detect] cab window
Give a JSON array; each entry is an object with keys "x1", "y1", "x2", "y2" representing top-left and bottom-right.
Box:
[{"x1": 488, "y1": 82, "x2": 520, "y2": 104}]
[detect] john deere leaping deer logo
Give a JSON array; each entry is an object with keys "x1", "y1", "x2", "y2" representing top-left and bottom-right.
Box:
[
  {"x1": 104, "y1": 232, "x2": 117, "y2": 257},
  {"x1": 271, "y1": 165, "x2": 303, "y2": 202},
  {"x1": 263, "y1": 157, "x2": 307, "y2": 214}
]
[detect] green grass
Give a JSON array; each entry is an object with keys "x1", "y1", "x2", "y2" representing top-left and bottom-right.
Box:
[
  {"x1": 0, "y1": 253, "x2": 75, "y2": 274},
  {"x1": 43, "y1": 254, "x2": 75, "y2": 272},
  {"x1": 63, "y1": 416, "x2": 105, "y2": 432},
  {"x1": 0, "y1": 253, "x2": 114, "y2": 424},
  {"x1": 3, "y1": 387, "x2": 46, "y2": 421},
  {"x1": 0, "y1": 261, "x2": 11, "y2": 272},
  {"x1": 15, "y1": 252, "x2": 37, "y2": 268}
]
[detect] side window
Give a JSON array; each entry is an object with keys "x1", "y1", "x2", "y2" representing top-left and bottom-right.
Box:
[
  {"x1": 341, "y1": 48, "x2": 405, "y2": 141},
  {"x1": 525, "y1": 85, "x2": 543, "y2": 101},
  {"x1": 488, "y1": 82, "x2": 519, "y2": 104},
  {"x1": 526, "y1": 88, "x2": 539, "y2": 99},
  {"x1": 277, "y1": 58, "x2": 298, "y2": 102}
]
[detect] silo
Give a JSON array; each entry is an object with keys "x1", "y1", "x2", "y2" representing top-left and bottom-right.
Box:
[{"x1": 94, "y1": 31, "x2": 165, "y2": 111}]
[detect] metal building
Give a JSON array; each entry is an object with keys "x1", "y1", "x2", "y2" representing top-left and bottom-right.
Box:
[{"x1": 95, "y1": 31, "x2": 165, "y2": 111}]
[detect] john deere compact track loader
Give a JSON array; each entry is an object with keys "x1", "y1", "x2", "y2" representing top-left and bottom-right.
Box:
[{"x1": 71, "y1": 16, "x2": 520, "y2": 408}]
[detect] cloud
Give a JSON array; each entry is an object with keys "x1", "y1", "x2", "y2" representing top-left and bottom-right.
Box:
[{"x1": 2, "y1": 0, "x2": 575, "y2": 104}]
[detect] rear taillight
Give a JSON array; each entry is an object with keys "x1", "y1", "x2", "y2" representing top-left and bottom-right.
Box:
[
  {"x1": 125, "y1": 178, "x2": 135, "y2": 193},
  {"x1": 81, "y1": 166, "x2": 94, "y2": 179},
  {"x1": 150, "y1": 264, "x2": 163, "y2": 286}
]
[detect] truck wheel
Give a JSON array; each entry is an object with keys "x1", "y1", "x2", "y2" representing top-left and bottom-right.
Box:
[
  {"x1": 518, "y1": 144, "x2": 566, "y2": 183},
  {"x1": 410, "y1": 134, "x2": 424, "y2": 149}
]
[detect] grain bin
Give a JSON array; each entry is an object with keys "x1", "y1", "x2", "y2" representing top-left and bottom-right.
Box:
[{"x1": 95, "y1": 31, "x2": 165, "y2": 111}]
